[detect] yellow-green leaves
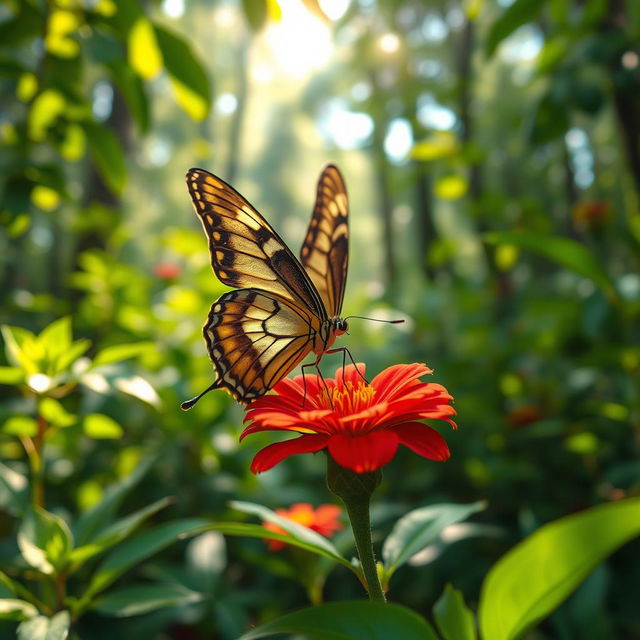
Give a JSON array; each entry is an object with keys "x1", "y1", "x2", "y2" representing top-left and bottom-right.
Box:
[
  {"x1": 411, "y1": 132, "x2": 459, "y2": 161},
  {"x1": 28, "y1": 90, "x2": 66, "y2": 141},
  {"x1": 435, "y1": 175, "x2": 468, "y2": 200},
  {"x1": 128, "y1": 17, "x2": 163, "y2": 80},
  {"x1": 479, "y1": 497, "x2": 640, "y2": 640},
  {"x1": 83, "y1": 414, "x2": 124, "y2": 440}
]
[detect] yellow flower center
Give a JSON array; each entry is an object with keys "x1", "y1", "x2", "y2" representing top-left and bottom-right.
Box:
[{"x1": 319, "y1": 381, "x2": 376, "y2": 414}]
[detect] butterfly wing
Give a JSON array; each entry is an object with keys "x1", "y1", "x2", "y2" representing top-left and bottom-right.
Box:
[
  {"x1": 204, "y1": 288, "x2": 315, "y2": 402},
  {"x1": 187, "y1": 168, "x2": 327, "y2": 322},
  {"x1": 300, "y1": 165, "x2": 349, "y2": 317}
]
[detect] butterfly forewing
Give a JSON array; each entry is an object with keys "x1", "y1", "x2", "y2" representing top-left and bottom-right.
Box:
[
  {"x1": 187, "y1": 169, "x2": 327, "y2": 321},
  {"x1": 204, "y1": 289, "x2": 315, "y2": 402},
  {"x1": 300, "y1": 165, "x2": 349, "y2": 317},
  {"x1": 184, "y1": 166, "x2": 350, "y2": 406}
]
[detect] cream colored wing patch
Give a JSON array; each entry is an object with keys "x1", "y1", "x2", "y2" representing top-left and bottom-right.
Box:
[{"x1": 300, "y1": 165, "x2": 349, "y2": 317}]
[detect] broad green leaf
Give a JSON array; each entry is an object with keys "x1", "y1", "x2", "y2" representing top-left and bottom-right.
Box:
[
  {"x1": 231, "y1": 501, "x2": 346, "y2": 563},
  {"x1": 1, "y1": 325, "x2": 40, "y2": 374},
  {"x1": 83, "y1": 122, "x2": 126, "y2": 195},
  {"x1": 0, "y1": 599, "x2": 38, "y2": 621},
  {"x1": 128, "y1": 17, "x2": 163, "y2": 79},
  {"x1": 110, "y1": 62, "x2": 150, "y2": 133},
  {"x1": 434, "y1": 584, "x2": 476, "y2": 640},
  {"x1": 0, "y1": 366, "x2": 25, "y2": 384},
  {"x1": 92, "y1": 342, "x2": 153, "y2": 368},
  {"x1": 50, "y1": 339, "x2": 90, "y2": 376},
  {"x1": 239, "y1": 601, "x2": 439, "y2": 640},
  {"x1": 83, "y1": 519, "x2": 209, "y2": 604},
  {"x1": 485, "y1": 0, "x2": 546, "y2": 57},
  {"x1": 154, "y1": 25, "x2": 211, "y2": 121},
  {"x1": 68, "y1": 497, "x2": 172, "y2": 570},
  {"x1": 18, "y1": 507, "x2": 74, "y2": 575},
  {"x1": 479, "y1": 497, "x2": 640, "y2": 640},
  {"x1": 92, "y1": 583, "x2": 205, "y2": 617},
  {"x1": 83, "y1": 414, "x2": 123, "y2": 439},
  {"x1": 382, "y1": 502, "x2": 485, "y2": 575},
  {"x1": 39, "y1": 398, "x2": 75, "y2": 428},
  {"x1": 73, "y1": 456, "x2": 155, "y2": 545},
  {"x1": 0, "y1": 461, "x2": 28, "y2": 516},
  {"x1": 3, "y1": 416, "x2": 38, "y2": 437},
  {"x1": 211, "y1": 522, "x2": 355, "y2": 572},
  {"x1": 17, "y1": 610, "x2": 70, "y2": 640},
  {"x1": 37, "y1": 317, "x2": 71, "y2": 357},
  {"x1": 485, "y1": 231, "x2": 617, "y2": 300},
  {"x1": 0, "y1": 569, "x2": 42, "y2": 605}
]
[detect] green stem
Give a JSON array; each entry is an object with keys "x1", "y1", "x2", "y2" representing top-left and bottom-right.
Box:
[{"x1": 326, "y1": 456, "x2": 386, "y2": 603}]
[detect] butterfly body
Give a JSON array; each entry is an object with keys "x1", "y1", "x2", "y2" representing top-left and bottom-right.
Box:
[{"x1": 182, "y1": 165, "x2": 350, "y2": 408}]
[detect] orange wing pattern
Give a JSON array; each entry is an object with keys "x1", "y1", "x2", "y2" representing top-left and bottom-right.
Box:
[
  {"x1": 300, "y1": 165, "x2": 349, "y2": 318},
  {"x1": 203, "y1": 289, "x2": 315, "y2": 402}
]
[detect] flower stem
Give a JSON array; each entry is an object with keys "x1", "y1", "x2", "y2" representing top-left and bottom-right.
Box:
[{"x1": 326, "y1": 456, "x2": 386, "y2": 603}]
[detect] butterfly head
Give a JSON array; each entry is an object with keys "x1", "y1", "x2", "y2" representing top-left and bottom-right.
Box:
[{"x1": 333, "y1": 317, "x2": 349, "y2": 336}]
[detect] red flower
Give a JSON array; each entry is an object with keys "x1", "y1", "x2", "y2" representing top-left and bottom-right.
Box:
[
  {"x1": 154, "y1": 262, "x2": 181, "y2": 280},
  {"x1": 264, "y1": 503, "x2": 343, "y2": 551},
  {"x1": 242, "y1": 363, "x2": 456, "y2": 474}
]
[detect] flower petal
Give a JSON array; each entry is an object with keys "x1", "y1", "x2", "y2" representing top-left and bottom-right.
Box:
[
  {"x1": 327, "y1": 431, "x2": 399, "y2": 473},
  {"x1": 335, "y1": 363, "x2": 367, "y2": 388},
  {"x1": 391, "y1": 421, "x2": 450, "y2": 461},
  {"x1": 371, "y1": 363, "x2": 433, "y2": 402},
  {"x1": 250, "y1": 434, "x2": 330, "y2": 473}
]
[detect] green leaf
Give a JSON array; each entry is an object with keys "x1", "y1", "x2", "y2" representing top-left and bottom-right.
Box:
[
  {"x1": 82, "y1": 519, "x2": 209, "y2": 605},
  {"x1": 0, "y1": 461, "x2": 29, "y2": 516},
  {"x1": 434, "y1": 584, "x2": 476, "y2": 640},
  {"x1": 17, "y1": 610, "x2": 70, "y2": 640},
  {"x1": 83, "y1": 414, "x2": 124, "y2": 439},
  {"x1": 239, "y1": 601, "x2": 440, "y2": 640},
  {"x1": 110, "y1": 62, "x2": 150, "y2": 134},
  {"x1": 17, "y1": 507, "x2": 74, "y2": 575},
  {"x1": 0, "y1": 366, "x2": 25, "y2": 384},
  {"x1": 485, "y1": 231, "x2": 618, "y2": 300},
  {"x1": 154, "y1": 25, "x2": 211, "y2": 121},
  {"x1": 231, "y1": 501, "x2": 347, "y2": 564},
  {"x1": 1, "y1": 325, "x2": 40, "y2": 374},
  {"x1": 485, "y1": 0, "x2": 546, "y2": 57},
  {"x1": 39, "y1": 398, "x2": 76, "y2": 428},
  {"x1": 92, "y1": 342, "x2": 153, "y2": 368},
  {"x1": 241, "y1": 0, "x2": 268, "y2": 31},
  {"x1": 83, "y1": 121, "x2": 126, "y2": 195},
  {"x1": 382, "y1": 502, "x2": 485, "y2": 575},
  {"x1": 68, "y1": 497, "x2": 172, "y2": 570},
  {"x1": 3, "y1": 416, "x2": 38, "y2": 437},
  {"x1": 92, "y1": 583, "x2": 205, "y2": 617},
  {"x1": 73, "y1": 456, "x2": 155, "y2": 545},
  {"x1": 479, "y1": 497, "x2": 640, "y2": 640},
  {"x1": 37, "y1": 317, "x2": 72, "y2": 358},
  {"x1": 0, "y1": 599, "x2": 38, "y2": 621},
  {"x1": 211, "y1": 522, "x2": 355, "y2": 572},
  {"x1": 128, "y1": 17, "x2": 163, "y2": 79},
  {"x1": 0, "y1": 569, "x2": 43, "y2": 605}
]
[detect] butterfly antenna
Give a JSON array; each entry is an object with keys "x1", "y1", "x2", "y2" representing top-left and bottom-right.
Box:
[
  {"x1": 181, "y1": 381, "x2": 221, "y2": 410},
  {"x1": 344, "y1": 315, "x2": 405, "y2": 324}
]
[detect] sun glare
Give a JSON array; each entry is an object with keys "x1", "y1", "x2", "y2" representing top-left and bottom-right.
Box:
[{"x1": 265, "y1": 0, "x2": 333, "y2": 77}]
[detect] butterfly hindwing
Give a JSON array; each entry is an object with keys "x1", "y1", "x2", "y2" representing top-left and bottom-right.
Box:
[
  {"x1": 300, "y1": 165, "x2": 349, "y2": 317},
  {"x1": 204, "y1": 289, "x2": 315, "y2": 402},
  {"x1": 187, "y1": 168, "x2": 327, "y2": 321}
]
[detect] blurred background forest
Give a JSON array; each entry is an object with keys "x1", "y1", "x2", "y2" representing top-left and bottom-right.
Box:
[{"x1": 1, "y1": 0, "x2": 639, "y2": 638}]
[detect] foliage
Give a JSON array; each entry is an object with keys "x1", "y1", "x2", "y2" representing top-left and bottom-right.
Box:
[{"x1": 1, "y1": 0, "x2": 639, "y2": 637}]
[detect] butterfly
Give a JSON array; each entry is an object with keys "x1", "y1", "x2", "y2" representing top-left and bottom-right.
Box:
[{"x1": 181, "y1": 165, "x2": 350, "y2": 408}]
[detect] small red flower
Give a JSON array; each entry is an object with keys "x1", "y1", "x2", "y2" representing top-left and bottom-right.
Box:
[
  {"x1": 242, "y1": 363, "x2": 456, "y2": 474},
  {"x1": 154, "y1": 262, "x2": 181, "y2": 280},
  {"x1": 264, "y1": 503, "x2": 343, "y2": 551}
]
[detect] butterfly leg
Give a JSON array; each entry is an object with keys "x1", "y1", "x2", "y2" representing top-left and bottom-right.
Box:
[{"x1": 324, "y1": 347, "x2": 369, "y2": 385}]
